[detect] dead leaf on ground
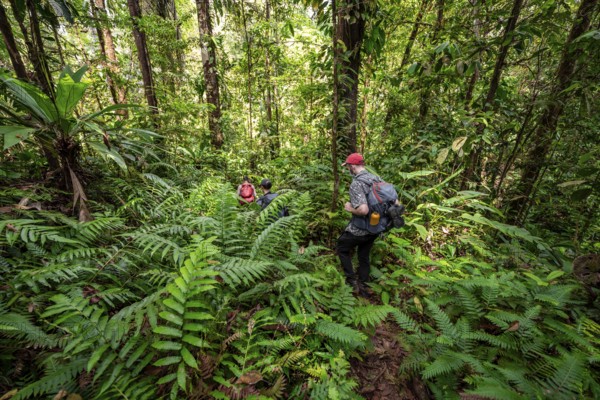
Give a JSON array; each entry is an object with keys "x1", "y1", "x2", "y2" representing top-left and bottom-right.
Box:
[
  {"x1": 506, "y1": 321, "x2": 520, "y2": 332},
  {"x1": 0, "y1": 389, "x2": 18, "y2": 400},
  {"x1": 53, "y1": 389, "x2": 68, "y2": 400},
  {"x1": 236, "y1": 370, "x2": 262, "y2": 385}
]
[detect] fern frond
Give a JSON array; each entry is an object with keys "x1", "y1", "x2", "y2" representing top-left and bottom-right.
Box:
[
  {"x1": 353, "y1": 305, "x2": 395, "y2": 328},
  {"x1": 12, "y1": 358, "x2": 86, "y2": 400},
  {"x1": 315, "y1": 321, "x2": 367, "y2": 348},
  {"x1": 216, "y1": 257, "x2": 272, "y2": 288}
]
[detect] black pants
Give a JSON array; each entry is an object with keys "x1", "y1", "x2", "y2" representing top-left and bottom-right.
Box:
[{"x1": 337, "y1": 231, "x2": 378, "y2": 284}]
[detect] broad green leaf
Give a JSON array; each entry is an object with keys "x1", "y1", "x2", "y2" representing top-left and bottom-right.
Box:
[
  {"x1": 87, "y1": 343, "x2": 110, "y2": 371},
  {"x1": 154, "y1": 326, "x2": 183, "y2": 338},
  {"x1": 152, "y1": 341, "x2": 182, "y2": 351},
  {"x1": 177, "y1": 362, "x2": 187, "y2": 392},
  {"x1": 1, "y1": 126, "x2": 35, "y2": 150},
  {"x1": 157, "y1": 373, "x2": 177, "y2": 385},
  {"x1": 546, "y1": 270, "x2": 565, "y2": 281},
  {"x1": 184, "y1": 312, "x2": 214, "y2": 321},
  {"x1": 0, "y1": 74, "x2": 56, "y2": 122},
  {"x1": 523, "y1": 272, "x2": 548, "y2": 287},
  {"x1": 399, "y1": 170, "x2": 436, "y2": 180},
  {"x1": 181, "y1": 346, "x2": 199, "y2": 369},
  {"x1": 412, "y1": 223, "x2": 428, "y2": 241},
  {"x1": 164, "y1": 298, "x2": 184, "y2": 314},
  {"x1": 55, "y1": 73, "x2": 89, "y2": 118},
  {"x1": 407, "y1": 62, "x2": 420, "y2": 76},
  {"x1": 182, "y1": 334, "x2": 207, "y2": 348},
  {"x1": 159, "y1": 311, "x2": 183, "y2": 326},
  {"x1": 166, "y1": 283, "x2": 185, "y2": 303},
  {"x1": 153, "y1": 356, "x2": 181, "y2": 366}
]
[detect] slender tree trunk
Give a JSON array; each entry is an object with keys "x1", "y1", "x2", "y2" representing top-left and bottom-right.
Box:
[
  {"x1": 509, "y1": 0, "x2": 598, "y2": 224},
  {"x1": 0, "y1": 2, "x2": 28, "y2": 80},
  {"x1": 399, "y1": 0, "x2": 428, "y2": 71},
  {"x1": 264, "y1": 0, "x2": 278, "y2": 156},
  {"x1": 329, "y1": 0, "x2": 341, "y2": 246},
  {"x1": 384, "y1": 0, "x2": 427, "y2": 129},
  {"x1": 360, "y1": 75, "x2": 369, "y2": 154},
  {"x1": 173, "y1": 1, "x2": 185, "y2": 70},
  {"x1": 239, "y1": 0, "x2": 253, "y2": 139},
  {"x1": 127, "y1": 0, "x2": 159, "y2": 118},
  {"x1": 15, "y1": 0, "x2": 54, "y2": 97},
  {"x1": 461, "y1": 0, "x2": 523, "y2": 188},
  {"x1": 196, "y1": 0, "x2": 223, "y2": 149},
  {"x1": 92, "y1": 0, "x2": 127, "y2": 110},
  {"x1": 464, "y1": 0, "x2": 482, "y2": 109},
  {"x1": 335, "y1": 0, "x2": 368, "y2": 155},
  {"x1": 419, "y1": 0, "x2": 444, "y2": 120}
]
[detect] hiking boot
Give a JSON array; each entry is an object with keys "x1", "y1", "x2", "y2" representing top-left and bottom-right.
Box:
[
  {"x1": 357, "y1": 281, "x2": 373, "y2": 299},
  {"x1": 346, "y1": 277, "x2": 360, "y2": 295}
]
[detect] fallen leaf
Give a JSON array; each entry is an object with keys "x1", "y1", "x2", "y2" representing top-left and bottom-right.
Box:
[
  {"x1": 236, "y1": 370, "x2": 262, "y2": 385},
  {"x1": 506, "y1": 321, "x2": 520, "y2": 332},
  {"x1": 0, "y1": 389, "x2": 18, "y2": 400},
  {"x1": 53, "y1": 389, "x2": 68, "y2": 400}
]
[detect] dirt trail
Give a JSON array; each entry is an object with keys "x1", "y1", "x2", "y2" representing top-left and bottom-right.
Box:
[{"x1": 350, "y1": 322, "x2": 427, "y2": 400}]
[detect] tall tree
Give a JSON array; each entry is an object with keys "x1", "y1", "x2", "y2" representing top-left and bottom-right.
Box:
[
  {"x1": 127, "y1": 0, "x2": 159, "y2": 117},
  {"x1": 462, "y1": 0, "x2": 524, "y2": 187},
  {"x1": 509, "y1": 0, "x2": 598, "y2": 224},
  {"x1": 384, "y1": 0, "x2": 428, "y2": 131},
  {"x1": 334, "y1": 0, "x2": 369, "y2": 155},
  {"x1": 8, "y1": 0, "x2": 54, "y2": 96},
  {"x1": 91, "y1": 0, "x2": 127, "y2": 109},
  {"x1": 0, "y1": 2, "x2": 28, "y2": 80},
  {"x1": 196, "y1": 0, "x2": 223, "y2": 149}
]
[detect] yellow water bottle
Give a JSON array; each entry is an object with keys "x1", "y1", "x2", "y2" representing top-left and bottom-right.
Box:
[{"x1": 370, "y1": 212, "x2": 380, "y2": 226}]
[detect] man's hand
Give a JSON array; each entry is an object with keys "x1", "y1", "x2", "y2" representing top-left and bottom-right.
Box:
[{"x1": 345, "y1": 202, "x2": 369, "y2": 216}]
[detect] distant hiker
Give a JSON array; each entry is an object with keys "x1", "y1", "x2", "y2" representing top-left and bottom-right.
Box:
[
  {"x1": 257, "y1": 179, "x2": 290, "y2": 217},
  {"x1": 237, "y1": 176, "x2": 257, "y2": 205},
  {"x1": 337, "y1": 153, "x2": 399, "y2": 298},
  {"x1": 256, "y1": 178, "x2": 278, "y2": 210}
]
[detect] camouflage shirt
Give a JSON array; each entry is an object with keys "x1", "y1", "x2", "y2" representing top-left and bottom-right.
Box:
[{"x1": 345, "y1": 170, "x2": 381, "y2": 236}]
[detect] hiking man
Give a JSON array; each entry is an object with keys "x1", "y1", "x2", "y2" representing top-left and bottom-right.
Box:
[
  {"x1": 337, "y1": 153, "x2": 382, "y2": 297},
  {"x1": 256, "y1": 178, "x2": 278, "y2": 210},
  {"x1": 237, "y1": 176, "x2": 257, "y2": 205}
]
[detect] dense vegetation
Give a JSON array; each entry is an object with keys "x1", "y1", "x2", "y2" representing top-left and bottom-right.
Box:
[{"x1": 0, "y1": 0, "x2": 599, "y2": 399}]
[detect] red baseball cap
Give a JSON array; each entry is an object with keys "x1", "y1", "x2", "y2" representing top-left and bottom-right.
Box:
[{"x1": 342, "y1": 153, "x2": 365, "y2": 166}]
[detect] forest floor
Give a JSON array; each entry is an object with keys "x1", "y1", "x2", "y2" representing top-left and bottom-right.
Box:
[{"x1": 350, "y1": 321, "x2": 427, "y2": 400}]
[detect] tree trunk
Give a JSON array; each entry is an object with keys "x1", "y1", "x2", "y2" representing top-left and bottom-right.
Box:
[
  {"x1": 11, "y1": 0, "x2": 54, "y2": 97},
  {"x1": 399, "y1": 0, "x2": 428, "y2": 71},
  {"x1": 127, "y1": 0, "x2": 159, "y2": 117},
  {"x1": 384, "y1": 0, "x2": 427, "y2": 130},
  {"x1": 509, "y1": 0, "x2": 598, "y2": 224},
  {"x1": 92, "y1": 0, "x2": 127, "y2": 110},
  {"x1": 264, "y1": 0, "x2": 278, "y2": 156},
  {"x1": 0, "y1": 2, "x2": 28, "y2": 80},
  {"x1": 461, "y1": 0, "x2": 523, "y2": 188},
  {"x1": 335, "y1": 0, "x2": 368, "y2": 155},
  {"x1": 330, "y1": 0, "x2": 341, "y2": 245},
  {"x1": 196, "y1": 0, "x2": 223, "y2": 149},
  {"x1": 419, "y1": 0, "x2": 444, "y2": 120},
  {"x1": 239, "y1": 0, "x2": 253, "y2": 140}
]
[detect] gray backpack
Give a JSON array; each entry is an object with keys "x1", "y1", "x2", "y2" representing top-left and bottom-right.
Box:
[{"x1": 351, "y1": 178, "x2": 400, "y2": 234}]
